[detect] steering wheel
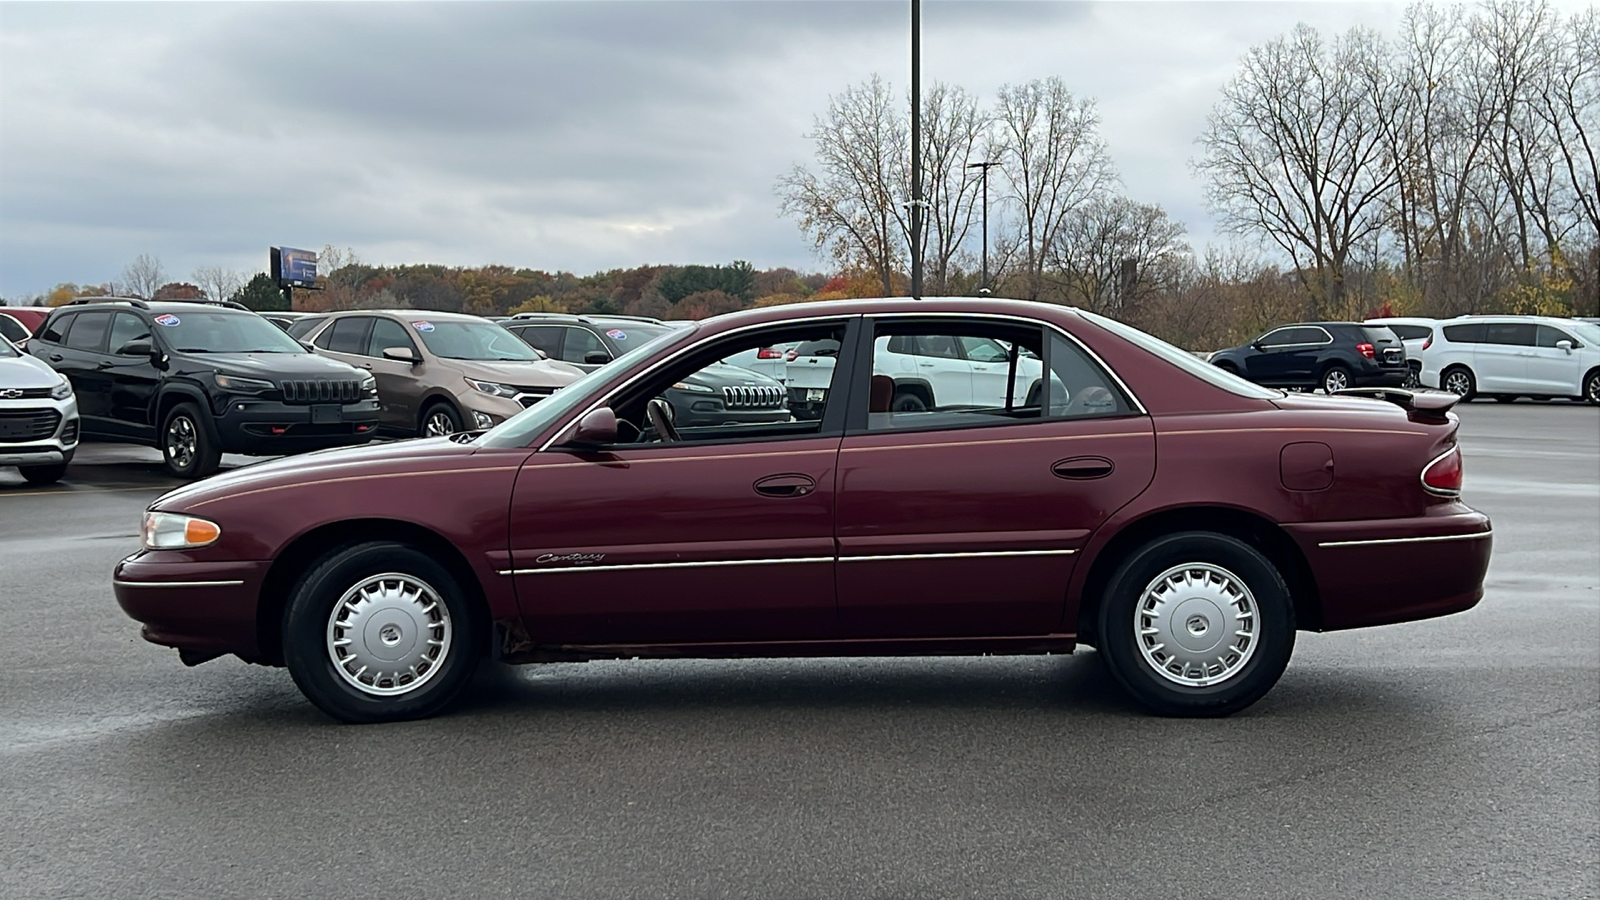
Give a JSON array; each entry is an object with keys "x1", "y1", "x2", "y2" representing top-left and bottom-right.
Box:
[{"x1": 646, "y1": 398, "x2": 681, "y2": 443}]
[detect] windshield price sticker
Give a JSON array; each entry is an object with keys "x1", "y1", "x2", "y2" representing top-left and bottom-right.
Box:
[
  {"x1": 606, "y1": 329, "x2": 627, "y2": 340},
  {"x1": 411, "y1": 321, "x2": 435, "y2": 333},
  {"x1": 154, "y1": 314, "x2": 181, "y2": 326}
]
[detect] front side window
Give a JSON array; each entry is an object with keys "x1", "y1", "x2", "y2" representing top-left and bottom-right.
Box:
[
  {"x1": 108, "y1": 313, "x2": 151, "y2": 354},
  {"x1": 368, "y1": 317, "x2": 417, "y2": 357},
  {"x1": 511, "y1": 326, "x2": 563, "y2": 358},
  {"x1": 563, "y1": 327, "x2": 610, "y2": 364},
  {"x1": 1256, "y1": 328, "x2": 1295, "y2": 348},
  {"x1": 1534, "y1": 325, "x2": 1577, "y2": 348}
]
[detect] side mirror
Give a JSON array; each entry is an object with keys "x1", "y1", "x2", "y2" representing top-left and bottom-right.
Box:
[
  {"x1": 565, "y1": 407, "x2": 618, "y2": 446},
  {"x1": 1555, "y1": 340, "x2": 1573, "y2": 354},
  {"x1": 1250, "y1": 340, "x2": 1264, "y2": 351},
  {"x1": 382, "y1": 346, "x2": 419, "y2": 364},
  {"x1": 584, "y1": 350, "x2": 612, "y2": 365},
  {"x1": 298, "y1": 340, "x2": 316, "y2": 352},
  {"x1": 117, "y1": 338, "x2": 153, "y2": 357}
]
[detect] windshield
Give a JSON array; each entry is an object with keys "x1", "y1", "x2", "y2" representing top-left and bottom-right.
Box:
[
  {"x1": 596, "y1": 322, "x2": 673, "y2": 347},
  {"x1": 1077, "y1": 310, "x2": 1282, "y2": 400},
  {"x1": 157, "y1": 310, "x2": 306, "y2": 353},
  {"x1": 476, "y1": 327, "x2": 685, "y2": 448},
  {"x1": 0, "y1": 335, "x2": 18, "y2": 357},
  {"x1": 410, "y1": 319, "x2": 543, "y2": 361},
  {"x1": 1570, "y1": 322, "x2": 1600, "y2": 345}
]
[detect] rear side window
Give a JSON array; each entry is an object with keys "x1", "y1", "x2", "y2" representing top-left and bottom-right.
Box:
[
  {"x1": 64, "y1": 312, "x2": 112, "y2": 352},
  {"x1": 1485, "y1": 323, "x2": 1535, "y2": 346},
  {"x1": 1442, "y1": 323, "x2": 1487, "y2": 343},
  {"x1": 0, "y1": 315, "x2": 28, "y2": 344},
  {"x1": 511, "y1": 326, "x2": 563, "y2": 358},
  {"x1": 318, "y1": 317, "x2": 372, "y2": 354},
  {"x1": 287, "y1": 316, "x2": 327, "y2": 339},
  {"x1": 38, "y1": 314, "x2": 70, "y2": 344}
]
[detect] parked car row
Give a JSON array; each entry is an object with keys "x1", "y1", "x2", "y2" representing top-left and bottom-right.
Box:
[
  {"x1": 1366, "y1": 315, "x2": 1600, "y2": 404},
  {"x1": 1209, "y1": 322, "x2": 1409, "y2": 394}
]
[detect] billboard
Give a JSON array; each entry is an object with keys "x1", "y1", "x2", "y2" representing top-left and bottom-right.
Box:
[{"x1": 271, "y1": 247, "x2": 319, "y2": 289}]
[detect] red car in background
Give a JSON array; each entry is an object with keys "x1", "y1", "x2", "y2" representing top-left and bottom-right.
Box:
[
  {"x1": 0, "y1": 307, "x2": 50, "y2": 347},
  {"x1": 113, "y1": 298, "x2": 1491, "y2": 723}
]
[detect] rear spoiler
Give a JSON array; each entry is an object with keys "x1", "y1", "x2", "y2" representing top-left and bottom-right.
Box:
[{"x1": 1332, "y1": 387, "x2": 1460, "y2": 423}]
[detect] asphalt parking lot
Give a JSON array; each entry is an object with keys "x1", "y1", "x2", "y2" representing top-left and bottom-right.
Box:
[{"x1": 2, "y1": 403, "x2": 1596, "y2": 899}]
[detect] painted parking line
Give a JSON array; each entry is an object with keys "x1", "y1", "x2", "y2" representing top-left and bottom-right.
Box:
[{"x1": 0, "y1": 485, "x2": 173, "y2": 499}]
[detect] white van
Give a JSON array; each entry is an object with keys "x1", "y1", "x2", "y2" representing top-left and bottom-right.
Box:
[
  {"x1": 1420, "y1": 315, "x2": 1600, "y2": 403},
  {"x1": 1364, "y1": 317, "x2": 1439, "y2": 387}
]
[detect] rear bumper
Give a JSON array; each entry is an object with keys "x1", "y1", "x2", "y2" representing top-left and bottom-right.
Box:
[
  {"x1": 1285, "y1": 505, "x2": 1492, "y2": 630},
  {"x1": 112, "y1": 551, "x2": 268, "y2": 657},
  {"x1": 1350, "y1": 364, "x2": 1409, "y2": 388},
  {"x1": 214, "y1": 398, "x2": 381, "y2": 455}
]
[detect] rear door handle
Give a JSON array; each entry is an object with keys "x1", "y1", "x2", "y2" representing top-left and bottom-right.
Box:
[
  {"x1": 1052, "y1": 456, "x2": 1115, "y2": 480},
  {"x1": 48, "y1": 354, "x2": 63, "y2": 362},
  {"x1": 753, "y1": 473, "x2": 816, "y2": 498}
]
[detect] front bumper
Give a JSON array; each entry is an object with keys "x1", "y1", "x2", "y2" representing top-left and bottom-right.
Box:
[
  {"x1": 113, "y1": 551, "x2": 270, "y2": 658},
  {"x1": 213, "y1": 398, "x2": 381, "y2": 455},
  {"x1": 1285, "y1": 504, "x2": 1492, "y2": 631},
  {"x1": 0, "y1": 395, "x2": 79, "y2": 467}
]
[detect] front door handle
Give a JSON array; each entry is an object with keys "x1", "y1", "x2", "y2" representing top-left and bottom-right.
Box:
[
  {"x1": 1052, "y1": 456, "x2": 1115, "y2": 480},
  {"x1": 753, "y1": 473, "x2": 816, "y2": 498},
  {"x1": 48, "y1": 353, "x2": 63, "y2": 362}
]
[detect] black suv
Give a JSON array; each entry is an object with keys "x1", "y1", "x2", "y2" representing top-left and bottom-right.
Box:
[
  {"x1": 1209, "y1": 322, "x2": 1407, "y2": 393},
  {"x1": 30, "y1": 298, "x2": 380, "y2": 478}
]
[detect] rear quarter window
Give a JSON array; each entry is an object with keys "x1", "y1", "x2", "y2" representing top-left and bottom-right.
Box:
[{"x1": 1441, "y1": 323, "x2": 1487, "y2": 343}]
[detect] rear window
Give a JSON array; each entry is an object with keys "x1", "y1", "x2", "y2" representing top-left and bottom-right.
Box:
[
  {"x1": 795, "y1": 339, "x2": 841, "y2": 357},
  {"x1": 1360, "y1": 326, "x2": 1400, "y2": 345},
  {"x1": 1386, "y1": 324, "x2": 1432, "y2": 341}
]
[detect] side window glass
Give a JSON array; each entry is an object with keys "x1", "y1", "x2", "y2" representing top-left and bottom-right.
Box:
[
  {"x1": 0, "y1": 315, "x2": 28, "y2": 343},
  {"x1": 868, "y1": 324, "x2": 1042, "y2": 431},
  {"x1": 1303, "y1": 327, "x2": 1332, "y2": 344},
  {"x1": 368, "y1": 318, "x2": 416, "y2": 357},
  {"x1": 287, "y1": 317, "x2": 325, "y2": 339},
  {"x1": 64, "y1": 312, "x2": 112, "y2": 352},
  {"x1": 513, "y1": 326, "x2": 563, "y2": 358},
  {"x1": 39, "y1": 315, "x2": 70, "y2": 344},
  {"x1": 1535, "y1": 325, "x2": 1575, "y2": 348},
  {"x1": 107, "y1": 313, "x2": 151, "y2": 354},
  {"x1": 322, "y1": 317, "x2": 371, "y2": 354},
  {"x1": 1257, "y1": 329, "x2": 1291, "y2": 348},
  {"x1": 1046, "y1": 334, "x2": 1133, "y2": 419},
  {"x1": 1442, "y1": 323, "x2": 1486, "y2": 343},
  {"x1": 563, "y1": 327, "x2": 609, "y2": 364},
  {"x1": 1486, "y1": 323, "x2": 1535, "y2": 346}
]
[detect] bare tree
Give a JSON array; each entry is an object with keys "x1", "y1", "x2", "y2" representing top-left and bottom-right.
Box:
[
  {"x1": 1197, "y1": 25, "x2": 1401, "y2": 318},
  {"x1": 1048, "y1": 196, "x2": 1191, "y2": 315},
  {"x1": 192, "y1": 266, "x2": 245, "y2": 303},
  {"x1": 1532, "y1": 6, "x2": 1600, "y2": 312},
  {"x1": 319, "y1": 245, "x2": 360, "y2": 276},
  {"x1": 119, "y1": 254, "x2": 166, "y2": 300},
  {"x1": 992, "y1": 77, "x2": 1115, "y2": 301},
  {"x1": 778, "y1": 76, "x2": 909, "y2": 295},
  {"x1": 917, "y1": 83, "x2": 989, "y2": 295}
]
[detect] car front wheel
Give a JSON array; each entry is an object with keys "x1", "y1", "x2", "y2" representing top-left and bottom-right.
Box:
[
  {"x1": 283, "y1": 541, "x2": 479, "y2": 723},
  {"x1": 1320, "y1": 365, "x2": 1350, "y2": 394},
  {"x1": 162, "y1": 402, "x2": 222, "y2": 479},
  {"x1": 19, "y1": 450, "x2": 72, "y2": 485},
  {"x1": 1442, "y1": 366, "x2": 1476, "y2": 401},
  {"x1": 420, "y1": 401, "x2": 463, "y2": 438},
  {"x1": 1097, "y1": 532, "x2": 1296, "y2": 717},
  {"x1": 1585, "y1": 370, "x2": 1600, "y2": 405}
]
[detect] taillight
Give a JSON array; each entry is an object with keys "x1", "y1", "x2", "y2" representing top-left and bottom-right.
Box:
[
  {"x1": 756, "y1": 347, "x2": 782, "y2": 360},
  {"x1": 1357, "y1": 342, "x2": 1376, "y2": 359},
  {"x1": 1421, "y1": 446, "x2": 1463, "y2": 497},
  {"x1": 1421, "y1": 336, "x2": 1432, "y2": 351},
  {"x1": 785, "y1": 349, "x2": 799, "y2": 362}
]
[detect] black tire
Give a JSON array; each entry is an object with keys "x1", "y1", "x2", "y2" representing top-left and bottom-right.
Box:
[
  {"x1": 1320, "y1": 364, "x2": 1351, "y2": 394},
  {"x1": 1441, "y1": 366, "x2": 1476, "y2": 401},
  {"x1": 419, "y1": 401, "x2": 463, "y2": 438},
  {"x1": 161, "y1": 402, "x2": 221, "y2": 479},
  {"x1": 1493, "y1": 394, "x2": 1517, "y2": 403},
  {"x1": 1403, "y1": 365, "x2": 1421, "y2": 389},
  {"x1": 891, "y1": 390, "x2": 928, "y2": 413},
  {"x1": 1585, "y1": 370, "x2": 1600, "y2": 406},
  {"x1": 1096, "y1": 531, "x2": 1296, "y2": 717},
  {"x1": 283, "y1": 541, "x2": 480, "y2": 724},
  {"x1": 1213, "y1": 361, "x2": 1239, "y2": 375},
  {"x1": 19, "y1": 450, "x2": 72, "y2": 486}
]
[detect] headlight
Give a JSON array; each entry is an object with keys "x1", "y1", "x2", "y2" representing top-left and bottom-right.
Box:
[
  {"x1": 465, "y1": 378, "x2": 519, "y2": 398},
  {"x1": 672, "y1": 381, "x2": 715, "y2": 393},
  {"x1": 360, "y1": 374, "x2": 377, "y2": 396},
  {"x1": 214, "y1": 374, "x2": 275, "y2": 393},
  {"x1": 142, "y1": 511, "x2": 222, "y2": 550},
  {"x1": 50, "y1": 378, "x2": 73, "y2": 400}
]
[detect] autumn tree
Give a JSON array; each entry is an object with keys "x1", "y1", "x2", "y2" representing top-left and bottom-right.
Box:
[
  {"x1": 119, "y1": 254, "x2": 166, "y2": 300},
  {"x1": 153, "y1": 282, "x2": 204, "y2": 300}
]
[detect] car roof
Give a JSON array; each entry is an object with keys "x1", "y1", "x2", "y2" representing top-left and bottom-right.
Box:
[
  {"x1": 317, "y1": 309, "x2": 490, "y2": 323},
  {"x1": 1364, "y1": 316, "x2": 1438, "y2": 325}
]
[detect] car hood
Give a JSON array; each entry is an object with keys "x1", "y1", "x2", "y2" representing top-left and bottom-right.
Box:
[
  {"x1": 173, "y1": 351, "x2": 368, "y2": 381},
  {"x1": 0, "y1": 352, "x2": 68, "y2": 389},
  {"x1": 686, "y1": 362, "x2": 784, "y2": 389},
  {"x1": 152, "y1": 436, "x2": 490, "y2": 513},
  {"x1": 450, "y1": 357, "x2": 585, "y2": 387}
]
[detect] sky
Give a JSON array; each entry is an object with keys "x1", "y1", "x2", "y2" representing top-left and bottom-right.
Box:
[{"x1": 0, "y1": 1, "x2": 1585, "y2": 301}]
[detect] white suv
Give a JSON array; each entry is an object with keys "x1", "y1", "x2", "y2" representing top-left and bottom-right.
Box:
[
  {"x1": 0, "y1": 336, "x2": 79, "y2": 484},
  {"x1": 1364, "y1": 317, "x2": 1438, "y2": 388},
  {"x1": 1420, "y1": 316, "x2": 1600, "y2": 404}
]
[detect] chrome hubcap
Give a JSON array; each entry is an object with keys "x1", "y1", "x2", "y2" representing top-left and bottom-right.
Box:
[
  {"x1": 1324, "y1": 370, "x2": 1348, "y2": 392},
  {"x1": 424, "y1": 411, "x2": 456, "y2": 437},
  {"x1": 1135, "y1": 562, "x2": 1259, "y2": 688},
  {"x1": 326, "y1": 573, "x2": 452, "y2": 696},
  {"x1": 165, "y1": 416, "x2": 197, "y2": 468},
  {"x1": 1445, "y1": 372, "x2": 1470, "y2": 396},
  {"x1": 1588, "y1": 377, "x2": 1599, "y2": 402}
]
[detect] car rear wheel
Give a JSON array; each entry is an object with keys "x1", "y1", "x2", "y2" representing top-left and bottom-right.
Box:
[
  {"x1": 1441, "y1": 366, "x2": 1476, "y2": 401},
  {"x1": 420, "y1": 401, "x2": 463, "y2": 438},
  {"x1": 1320, "y1": 365, "x2": 1350, "y2": 394},
  {"x1": 1403, "y1": 365, "x2": 1421, "y2": 389},
  {"x1": 1493, "y1": 394, "x2": 1518, "y2": 403},
  {"x1": 1097, "y1": 532, "x2": 1295, "y2": 717},
  {"x1": 283, "y1": 541, "x2": 479, "y2": 723},
  {"x1": 891, "y1": 391, "x2": 928, "y2": 412},
  {"x1": 19, "y1": 450, "x2": 72, "y2": 485},
  {"x1": 162, "y1": 402, "x2": 221, "y2": 479}
]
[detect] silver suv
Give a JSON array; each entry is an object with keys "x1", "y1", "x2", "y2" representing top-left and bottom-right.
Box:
[
  {"x1": 302, "y1": 310, "x2": 585, "y2": 436},
  {"x1": 0, "y1": 335, "x2": 79, "y2": 485}
]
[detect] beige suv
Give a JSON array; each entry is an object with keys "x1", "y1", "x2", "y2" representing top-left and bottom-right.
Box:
[{"x1": 304, "y1": 310, "x2": 584, "y2": 436}]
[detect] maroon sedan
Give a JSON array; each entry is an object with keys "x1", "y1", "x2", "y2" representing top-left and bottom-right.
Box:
[{"x1": 114, "y1": 299, "x2": 1491, "y2": 722}]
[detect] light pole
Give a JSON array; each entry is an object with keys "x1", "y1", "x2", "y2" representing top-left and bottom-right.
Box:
[
  {"x1": 966, "y1": 160, "x2": 998, "y2": 294},
  {"x1": 909, "y1": 0, "x2": 923, "y2": 299}
]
